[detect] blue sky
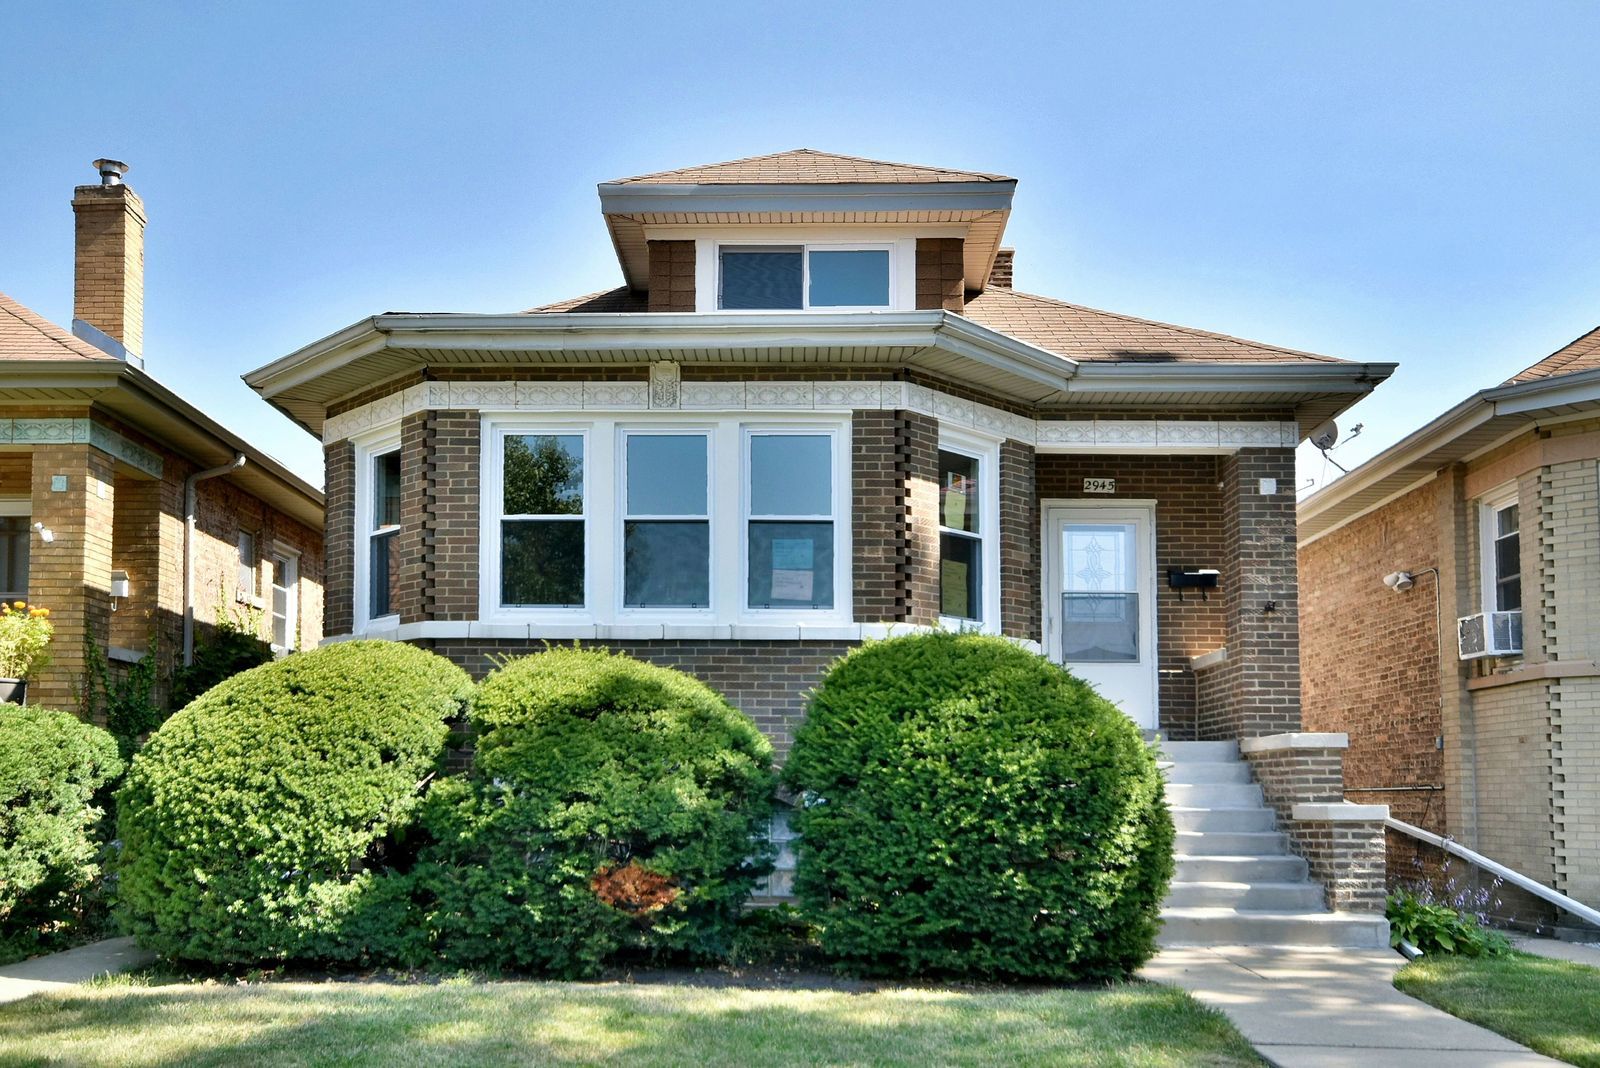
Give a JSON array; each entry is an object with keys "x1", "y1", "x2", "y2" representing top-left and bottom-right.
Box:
[{"x1": 3, "y1": 2, "x2": 1599, "y2": 488}]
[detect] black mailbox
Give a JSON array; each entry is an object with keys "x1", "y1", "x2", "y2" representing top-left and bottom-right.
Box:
[{"x1": 1167, "y1": 568, "x2": 1220, "y2": 601}]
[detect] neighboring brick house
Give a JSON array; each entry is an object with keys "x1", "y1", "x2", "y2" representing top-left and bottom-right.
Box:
[
  {"x1": 1300, "y1": 328, "x2": 1600, "y2": 930},
  {"x1": 0, "y1": 161, "x2": 324, "y2": 712},
  {"x1": 248, "y1": 149, "x2": 1399, "y2": 935}
]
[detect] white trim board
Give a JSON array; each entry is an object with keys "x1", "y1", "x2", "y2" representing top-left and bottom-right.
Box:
[{"x1": 324, "y1": 378, "x2": 1299, "y2": 453}]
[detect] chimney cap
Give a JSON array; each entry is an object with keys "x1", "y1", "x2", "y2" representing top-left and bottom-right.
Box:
[{"x1": 92, "y1": 159, "x2": 129, "y2": 186}]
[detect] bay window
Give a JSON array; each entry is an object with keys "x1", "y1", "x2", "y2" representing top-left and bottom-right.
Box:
[
  {"x1": 0, "y1": 502, "x2": 29, "y2": 603},
  {"x1": 476, "y1": 416, "x2": 848, "y2": 628}
]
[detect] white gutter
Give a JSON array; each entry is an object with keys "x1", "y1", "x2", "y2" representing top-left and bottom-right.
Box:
[
  {"x1": 245, "y1": 311, "x2": 1081, "y2": 399},
  {"x1": 183, "y1": 454, "x2": 246, "y2": 666},
  {"x1": 1066, "y1": 360, "x2": 1395, "y2": 396}
]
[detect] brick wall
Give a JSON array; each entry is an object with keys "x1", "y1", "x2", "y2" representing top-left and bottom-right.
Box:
[
  {"x1": 325, "y1": 441, "x2": 356, "y2": 635},
  {"x1": 646, "y1": 240, "x2": 695, "y2": 312},
  {"x1": 1295, "y1": 819, "x2": 1388, "y2": 912},
  {"x1": 904, "y1": 410, "x2": 941, "y2": 625},
  {"x1": 915, "y1": 238, "x2": 964, "y2": 313},
  {"x1": 1300, "y1": 479, "x2": 1444, "y2": 830},
  {"x1": 27, "y1": 445, "x2": 115, "y2": 711},
  {"x1": 396, "y1": 412, "x2": 429, "y2": 624},
  {"x1": 427, "y1": 638, "x2": 853, "y2": 760},
  {"x1": 851, "y1": 410, "x2": 907, "y2": 622},
  {"x1": 999, "y1": 439, "x2": 1037, "y2": 641},
  {"x1": 109, "y1": 472, "x2": 160, "y2": 652},
  {"x1": 427, "y1": 412, "x2": 480, "y2": 620},
  {"x1": 1036, "y1": 453, "x2": 1228, "y2": 738}
]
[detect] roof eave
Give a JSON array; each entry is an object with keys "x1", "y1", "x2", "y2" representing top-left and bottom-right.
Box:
[{"x1": 597, "y1": 180, "x2": 1017, "y2": 217}]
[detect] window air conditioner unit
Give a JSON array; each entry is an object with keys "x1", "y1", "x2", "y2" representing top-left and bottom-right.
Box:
[{"x1": 1458, "y1": 611, "x2": 1522, "y2": 659}]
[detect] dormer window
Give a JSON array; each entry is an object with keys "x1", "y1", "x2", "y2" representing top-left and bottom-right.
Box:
[{"x1": 718, "y1": 244, "x2": 892, "y2": 311}]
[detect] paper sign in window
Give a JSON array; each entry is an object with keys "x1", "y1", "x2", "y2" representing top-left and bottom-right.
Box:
[
  {"x1": 772, "y1": 538, "x2": 813, "y2": 571},
  {"x1": 770, "y1": 569, "x2": 814, "y2": 601}
]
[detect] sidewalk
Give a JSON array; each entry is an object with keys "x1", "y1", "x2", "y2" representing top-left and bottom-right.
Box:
[
  {"x1": 1512, "y1": 934, "x2": 1600, "y2": 967},
  {"x1": 1143, "y1": 945, "x2": 1560, "y2": 1067},
  {"x1": 0, "y1": 937, "x2": 155, "y2": 1005}
]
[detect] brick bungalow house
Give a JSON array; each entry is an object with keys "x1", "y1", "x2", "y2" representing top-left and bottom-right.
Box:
[
  {"x1": 1300, "y1": 328, "x2": 1600, "y2": 931},
  {"x1": 0, "y1": 160, "x2": 324, "y2": 711},
  {"x1": 248, "y1": 149, "x2": 1397, "y2": 943}
]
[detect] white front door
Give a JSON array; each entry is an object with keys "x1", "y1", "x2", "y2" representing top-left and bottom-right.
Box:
[{"x1": 1042, "y1": 501, "x2": 1158, "y2": 729}]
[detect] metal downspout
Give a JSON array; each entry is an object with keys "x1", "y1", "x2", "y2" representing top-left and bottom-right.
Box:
[{"x1": 183, "y1": 454, "x2": 246, "y2": 665}]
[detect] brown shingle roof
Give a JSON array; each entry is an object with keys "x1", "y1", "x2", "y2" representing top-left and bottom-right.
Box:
[
  {"x1": 523, "y1": 284, "x2": 1346, "y2": 365},
  {"x1": 610, "y1": 148, "x2": 1012, "y2": 186},
  {"x1": 525, "y1": 288, "x2": 647, "y2": 313},
  {"x1": 961, "y1": 287, "x2": 1346, "y2": 364},
  {"x1": 0, "y1": 291, "x2": 116, "y2": 362},
  {"x1": 1504, "y1": 324, "x2": 1600, "y2": 385}
]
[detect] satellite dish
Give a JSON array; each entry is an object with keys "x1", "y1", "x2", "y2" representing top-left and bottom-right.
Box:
[{"x1": 1309, "y1": 420, "x2": 1339, "y2": 452}]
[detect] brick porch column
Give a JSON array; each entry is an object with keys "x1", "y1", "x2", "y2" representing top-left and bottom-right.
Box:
[
  {"x1": 1208, "y1": 447, "x2": 1302, "y2": 738},
  {"x1": 27, "y1": 445, "x2": 115, "y2": 713}
]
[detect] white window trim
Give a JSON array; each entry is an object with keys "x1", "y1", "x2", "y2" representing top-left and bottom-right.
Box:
[
  {"x1": 482, "y1": 421, "x2": 599, "y2": 624},
  {"x1": 353, "y1": 428, "x2": 402, "y2": 632},
  {"x1": 1477, "y1": 482, "x2": 1521, "y2": 616},
  {"x1": 936, "y1": 427, "x2": 1002, "y2": 634},
  {"x1": 616, "y1": 425, "x2": 715, "y2": 618},
  {"x1": 478, "y1": 412, "x2": 852, "y2": 629},
  {"x1": 269, "y1": 543, "x2": 301, "y2": 654},
  {"x1": 740, "y1": 423, "x2": 852, "y2": 625},
  {"x1": 696, "y1": 236, "x2": 916, "y2": 313}
]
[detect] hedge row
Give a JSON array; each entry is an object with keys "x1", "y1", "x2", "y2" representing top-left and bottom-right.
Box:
[{"x1": 109, "y1": 634, "x2": 1173, "y2": 980}]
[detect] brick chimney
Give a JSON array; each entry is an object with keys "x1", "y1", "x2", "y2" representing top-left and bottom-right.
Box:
[
  {"x1": 988, "y1": 248, "x2": 1014, "y2": 290},
  {"x1": 71, "y1": 159, "x2": 145, "y2": 362}
]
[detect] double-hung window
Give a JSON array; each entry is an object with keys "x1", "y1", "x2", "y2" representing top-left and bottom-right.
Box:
[
  {"x1": 718, "y1": 244, "x2": 892, "y2": 311},
  {"x1": 270, "y1": 549, "x2": 298, "y2": 653},
  {"x1": 745, "y1": 432, "x2": 836, "y2": 610},
  {"x1": 936, "y1": 432, "x2": 1000, "y2": 630},
  {"x1": 1477, "y1": 485, "x2": 1523, "y2": 654},
  {"x1": 500, "y1": 433, "x2": 586, "y2": 607},
  {"x1": 623, "y1": 431, "x2": 710, "y2": 608},
  {"x1": 367, "y1": 447, "x2": 401, "y2": 622}
]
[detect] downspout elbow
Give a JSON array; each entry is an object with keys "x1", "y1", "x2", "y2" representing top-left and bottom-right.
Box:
[{"x1": 183, "y1": 454, "x2": 247, "y2": 666}]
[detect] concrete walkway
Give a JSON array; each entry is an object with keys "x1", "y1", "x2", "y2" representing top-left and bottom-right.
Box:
[
  {"x1": 0, "y1": 936, "x2": 155, "y2": 1005},
  {"x1": 1512, "y1": 934, "x2": 1600, "y2": 968},
  {"x1": 1144, "y1": 945, "x2": 1560, "y2": 1067}
]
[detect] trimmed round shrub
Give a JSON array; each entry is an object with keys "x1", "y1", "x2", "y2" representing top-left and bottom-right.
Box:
[
  {"x1": 783, "y1": 631, "x2": 1174, "y2": 981},
  {"x1": 413, "y1": 648, "x2": 777, "y2": 977},
  {"x1": 115, "y1": 641, "x2": 472, "y2": 965},
  {"x1": 0, "y1": 708, "x2": 122, "y2": 954}
]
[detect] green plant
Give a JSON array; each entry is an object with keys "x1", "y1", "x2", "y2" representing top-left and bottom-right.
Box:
[
  {"x1": 86, "y1": 630, "x2": 163, "y2": 758},
  {"x1": 114, "y1": 641, "x2": 472, "y2": 965},
  {"x1": 783, "y1": 631, "x2": 1174, "y2": 981},
  {"x1": 0, "y1": 707, "x2": 122, "y2": 959},
  {"x1": 170, "y1": 601, "x2": 273, "y2": 709},
  {"x1": 0, "y1": 601, "x2": 53, "y2": 681},
  {"x1": 1387, "y1": 888, "x2": 1512, "y2": 957},
  {"x1": 413, "y1": 648, "x2": 777, "y2": 977}
]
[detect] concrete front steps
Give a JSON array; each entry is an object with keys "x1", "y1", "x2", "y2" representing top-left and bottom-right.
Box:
[{"x1": 1158, "y1": 740, "x2": 1389, "y2": 948}]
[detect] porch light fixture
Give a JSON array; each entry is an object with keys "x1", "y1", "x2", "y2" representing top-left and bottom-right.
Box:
[
  {"x1": 32, "y1": 522, "x2": 53, "y2": 544},
  {"x1": 1383, "y1": 571, "x2": 1415, "y2": 592}
]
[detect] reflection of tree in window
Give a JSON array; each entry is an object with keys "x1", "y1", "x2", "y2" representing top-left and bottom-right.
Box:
[{"x1": 501, "y1": 435, "x2": 585, "y2": 607}]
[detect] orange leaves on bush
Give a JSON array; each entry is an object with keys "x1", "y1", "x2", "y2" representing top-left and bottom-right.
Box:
[{"x1": 590, "y1": 862, "x2": 679, "y2": 915}]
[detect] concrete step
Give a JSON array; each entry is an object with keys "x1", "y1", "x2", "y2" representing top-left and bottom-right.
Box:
[
  {"x1": 1175, "y1": 830, "x2": 1288, "y2": 856},
  {"x1": 1172, "y1": 807, "x2": 1277, "y2": 833},
  {"x1": 1158, "y1": 908, "x2": 1390, "y2": 948},
  {"x1": 1175, "y1": 854, "x2": 1308, "y2": 883},
  {"x1": 1160, "y1": 740, "x2": 1239, "y2": 762},
  {"x1": 1166, "y1": 782, "x2": 1263, "y2": 808},
  {"x1": 1162, "y1": 761, "x2": 1252, "y2": 784},
  {"x1": 1164, "y1": 880, "x2": 1327, "y2": 910}
]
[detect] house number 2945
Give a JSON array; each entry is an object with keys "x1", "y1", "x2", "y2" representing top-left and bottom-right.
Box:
[{"x1": 1082, "y1": 478, "x2": 1116, "y2": 495}]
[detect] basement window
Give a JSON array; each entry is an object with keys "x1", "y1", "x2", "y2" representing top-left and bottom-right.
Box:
[{"x1": 718, "y1": 245, "x2": 891, "y2": 311}]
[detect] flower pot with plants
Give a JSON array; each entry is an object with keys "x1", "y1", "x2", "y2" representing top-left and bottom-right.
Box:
[{"x1": 0, "y1": 601, "x2": 53, "y2": 706}]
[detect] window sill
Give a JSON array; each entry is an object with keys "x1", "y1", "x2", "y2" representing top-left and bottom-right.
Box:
[{"x1": 328, "y1": 620, "x2": 1043, "y2": 651}]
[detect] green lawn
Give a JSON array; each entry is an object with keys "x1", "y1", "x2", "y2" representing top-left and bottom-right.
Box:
[
  {"x1": 1395, "y1": 950, "x2": 1600, "y2": 1067},
  {"x1": 0, "y1": 974, "x2": 1262, "y2": 1067}
]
